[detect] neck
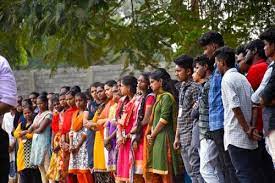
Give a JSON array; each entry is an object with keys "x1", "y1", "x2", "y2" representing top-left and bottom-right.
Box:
[
  {"x1": 127, "y1": 93, "x2": 134, "y2": 99},
  {"x1": 252, "y1": 55, "x2": 260, "y2": 64}
]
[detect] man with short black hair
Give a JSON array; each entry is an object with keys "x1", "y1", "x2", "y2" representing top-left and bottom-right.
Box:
[
  {"x1": 173, "y1": 55, "x2": 203, "y2": 183},
  {"x1": 253, "y1": 27, "x2": 275, "y2": 171},
  {"x1": 198, "y1": 31, "x2": 238, "y2": 183},
  {"x1": 216, "y1": 46, "x2": 262, "y2": 183}
]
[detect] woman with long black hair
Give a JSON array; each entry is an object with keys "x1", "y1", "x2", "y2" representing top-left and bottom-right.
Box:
[{"x1": 146, "y1": 68, "x2": 180, "y2": 183}]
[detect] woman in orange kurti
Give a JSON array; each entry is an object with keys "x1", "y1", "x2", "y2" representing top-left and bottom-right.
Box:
[
  {"x1": 47, "y1": 95, "x2": 66, "y2": 182},
  {"x1": 84, "y1": 83, "x2": 115, "y2": 183},
  {"x1": 68, "y1": 92, "x2": 93, "y2": 183}
]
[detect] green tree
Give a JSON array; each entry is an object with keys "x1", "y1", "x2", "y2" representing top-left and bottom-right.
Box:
[{"x1": 0, "y1": 0, "x2": 274, "y2": 70}]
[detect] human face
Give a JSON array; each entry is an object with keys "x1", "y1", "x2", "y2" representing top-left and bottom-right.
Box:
[
  {"x1": 23, "y1": 108, "x2": 33, "y2": 122},
  {"x1": 104, "y1": 85, "x2": 113, "y2": 99},
  {"x1": 37, "y1": 98, "x2": 47, "y2": 112},
  {"x1": 215, "y1": 57, "x2": 225, "y2": 75},
  {"x1": 203, "y1": 44, "x2": 217, "y2": 59},
  {"x1": 120, "y1": 83, "x2": 130, "y2": 96},
  {"x1": 47, "y1": 93, "x2": 53, "y2": 100},
  {"x1": 175, "y1": 65, "x2": 189, "y2": 82},
  {"x1": 29, "y1": 94, "x2": 37, "y2": 106},
  {"x1": 192, "y1": 63, "x2": 205, "y2": 83},
  {"x1": 137, "y1": 75, "x2": 149, "y2": 92},
  {"x1": 75, "y1": 96, "x2": 86, "y2": 110},
  {"x1": 149, "y1": 78, "x2": 162, "y2": 93},
  {"x1": 90, "y1": 86, "x2": 98, "y2": 100},
  {"x1": 66, "y1": 94, "x2": 75, "y2": 107},
  {"x1": 53, "y1": 100, "x2": 63, "y2": 112},
  {"x1": 263, "y1": 40, "x2": 275, "y2": 58},
  {"x1": 59, "y1": 95, "x2": 67, "y2": 108},
  {"x1": 97, "y1": 87, "x2": 106, "y2": 101},
  {"x1": 112, "y1": 86, "x2": 120, "y2": 102},
  {"x1": 16, "y1": 103, "x2": 23, "y2": 113},
  {"x1": 117, "y1": 80, "x2": 122, "y2": 95},
  {"x1": 236, "y1": 53, "x2": 249, "y2": 73}
]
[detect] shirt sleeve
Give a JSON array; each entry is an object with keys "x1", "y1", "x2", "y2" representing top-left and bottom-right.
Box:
[
  {"x1": 145, "y1": 95, "x2": 155, "y2": 106},
  {"x1": 251, "y1": 66, "x2": 272, "y2": 104},
  {"x1": 160, "y1": 94, "x2": 173, "y2": 123},
  {"x1": 261, "y1": 67, "x2": 275, "y2": 104},
  {"x1": 0, "y1": 56, "x2": 17, "y2": 107},
  {"x1": 222, "y1": 79, "x2": 240, "y2": 109}
]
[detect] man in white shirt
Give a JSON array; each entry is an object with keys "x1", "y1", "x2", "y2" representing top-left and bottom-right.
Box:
[
  {"x1": 2, "y1": 109, "x2": 17, "y2": 183},
  {"x1": 215, "y1": 46, "x2": 262, "y2": 183}
]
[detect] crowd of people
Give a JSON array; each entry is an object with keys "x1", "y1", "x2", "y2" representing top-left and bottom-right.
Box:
[{"x1": 1, "y1": 27, "x2": 275, "y2": 183}]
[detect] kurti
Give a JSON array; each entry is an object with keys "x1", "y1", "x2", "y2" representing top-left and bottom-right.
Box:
[
  {"x1": 47, "y1": 112, "x2": 64, "y2": 181},
  {"x1": 13, "y1": 123, "x2": 36, "y2": 172},
  {"x1": 132, "y1": 94, "x2": 155, "y2": 175},
  {"x1": 105, "y1": 102, "x2": 118, "y2": 171},
  {"x1": 30, "y1": 111, "x2": 52, "y2": 166},
  {"x1": 68, "y1": 111, "x2": 90, "y2": 173},
  {"x1": 116, "y1": 96, "x2": 139, "y2": 182},
  {"x1": 147, "y1": 92, "x2": 180, "y2": 175},
  {"x1": 93, "y1": 100, "x2": 113, "y2": 172}
]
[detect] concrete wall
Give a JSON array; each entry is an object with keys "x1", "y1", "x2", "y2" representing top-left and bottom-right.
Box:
[{"x1": 14, "y1": 64, "x2": 175, "y2": 97}]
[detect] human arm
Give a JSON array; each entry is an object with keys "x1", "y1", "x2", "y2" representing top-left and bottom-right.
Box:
[
  {"x1": 33, "y1": 116, "x2": 52, "y2": 134},
  {"x1": 148, "y1": 94, "x2": 173, "y2": 145},
  {"x1": 0, "y1": 57, "x2": 17, "y2": 115}
]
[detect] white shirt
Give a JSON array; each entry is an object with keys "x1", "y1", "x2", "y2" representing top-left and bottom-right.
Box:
[
  {"x1": 2, "y1": 112, "x2": 15, "y2": 161},
  {"x1": 251, "y1": 61, "x2": 274, "y2": 104},
  {"x1": 221, "y1": 68, "x2": 258, "y2": 150}
]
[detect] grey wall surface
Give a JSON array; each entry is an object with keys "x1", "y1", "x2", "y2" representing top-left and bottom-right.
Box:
[{"x1": 14, "y1": 64, "x2": 175, "y2": 97}]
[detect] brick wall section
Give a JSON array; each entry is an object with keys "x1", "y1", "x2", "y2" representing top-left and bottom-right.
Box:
[{"x1": 14, "y1": 64, "x2": 175, "y2": 97}]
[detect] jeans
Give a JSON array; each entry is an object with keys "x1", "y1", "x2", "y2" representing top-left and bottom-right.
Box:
[
  {"x1": 180, "y1": 122, "x2": 204, "y2": 183},
  {"x1": 257, "y1": 138, "x2": 275, "y2": 183},
  {"x1": 199, "y1": 139, "x2": 224, "y2": 183},
  {"x1": 211, "y1": 129, "x2": 239, "y2": 183},
  {"x1": 228, "y1": 145, "x2": 263, "y2": 183}
]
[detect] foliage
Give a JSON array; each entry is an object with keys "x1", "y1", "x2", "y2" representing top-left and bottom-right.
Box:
[{"x1": 0, "y1": 0, "x2": 274, "y2": 70}]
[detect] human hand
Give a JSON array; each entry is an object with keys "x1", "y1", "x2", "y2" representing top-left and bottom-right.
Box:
[{"x1": 173, "y1": 136, "x2": 180, "y2": 150}]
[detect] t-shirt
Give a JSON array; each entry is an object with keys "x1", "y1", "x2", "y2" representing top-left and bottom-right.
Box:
[{"x1": 246, "y1": 59, "x2": 268, "y2": 132}]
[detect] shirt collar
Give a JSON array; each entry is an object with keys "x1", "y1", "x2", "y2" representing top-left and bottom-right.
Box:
[
  {"x1": 224, "y1": 68, "x2": 237, "y2": 76},
  {"x1": 181, "y1": 78, "x2": 193, "y2": 88}
]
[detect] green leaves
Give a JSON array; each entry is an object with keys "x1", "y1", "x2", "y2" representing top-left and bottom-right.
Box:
[{"x1": 0, "y1": 0, "x2": 274, "y2": 70}]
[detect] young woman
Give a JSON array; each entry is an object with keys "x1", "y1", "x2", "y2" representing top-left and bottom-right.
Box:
[
  {"x1": 47, "y1": 95, "x2": 65, "y2": 182},
  {"x1": 116, "y1": 75, "x2": 138, "y2": 183},
  {"x1": 146, "y1": 69, "x2": 180, "y2": 183},
  {"x1": 61, "y1": 90, "x2": 78, "y2": 183},
  {"x1": 85, "y1": 83, "x2": 115, "y2": 183},
  {"x1": 130, "y1": 73, "x2": 155, "y2": 183},
  {"x1": 29, "y1": 95, "x2": 52, "y2": 183},
  {"x1": 83, "y1": 82, "x2": 102, "y2": 171},
  {"x1": 14, "y1": 105, "x2": 42, "y2": 183},
  {"x1": 68, "y1": 93, "x2": 93, "y2": 183},
  {"x1": 104, "y1": 83, "x2": 120, "y2": 173}
]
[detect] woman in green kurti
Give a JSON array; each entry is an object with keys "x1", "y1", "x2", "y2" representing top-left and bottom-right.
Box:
[{"x1": 146, "y1": 69, "x2": 180, "y2": 183}]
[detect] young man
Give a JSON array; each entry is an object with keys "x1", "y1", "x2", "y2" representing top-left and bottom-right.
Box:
[
  {"x1": 2, "y1": 108, "x2": 17, "y2": 183},
  {"x1": 198, "y1": 31, "x2": 238, "y2": 183},
  {"x1": 235, "y1": 44, "x2": 248, "y2": 74},
  {"x1": 192, "y1": 55, "x2": 224, "y2": 183},
  {"x1": 243, "y1": 39, "x2": 275, "y2": 182},
  {"x1": 216, "y1": 46, "x2": 262, "y2": 183},
  {"x1": 0, "y1": 55, "x2": 17, "y2": 182},
  {"x1": 173, "y1": 55, "x2": 204, "y2": 183},
  {"x1": 253, "y1": 27, "x2": 275, "y2": 170}
]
